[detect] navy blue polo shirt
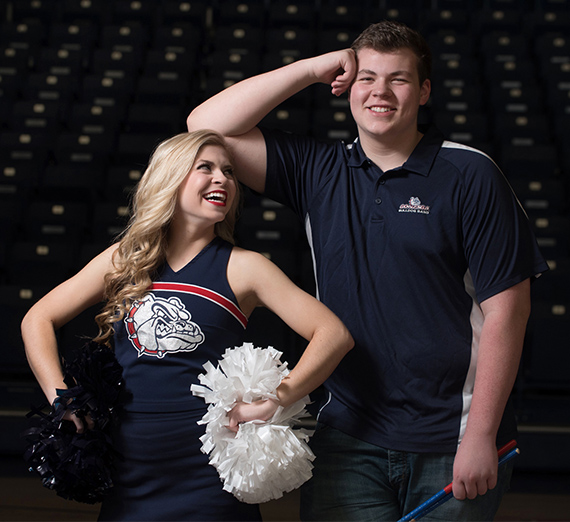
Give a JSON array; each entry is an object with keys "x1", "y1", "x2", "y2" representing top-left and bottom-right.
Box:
[{"x1": 262, "y1": 125, "x2": 548, "y2": 453}]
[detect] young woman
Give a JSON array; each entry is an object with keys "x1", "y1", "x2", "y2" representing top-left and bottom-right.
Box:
[{"x1": 21, "y1": 129, "x2": 353, "y2": 521}]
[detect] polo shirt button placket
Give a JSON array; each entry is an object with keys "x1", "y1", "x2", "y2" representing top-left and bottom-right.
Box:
[{"x1": 375, "y1": 177, "x2": 386, "y2": 205}]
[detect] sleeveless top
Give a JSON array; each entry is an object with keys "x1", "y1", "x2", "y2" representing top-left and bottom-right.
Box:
[{"x1": 113, "y1": 237, "x2": 248, "y2": 412}]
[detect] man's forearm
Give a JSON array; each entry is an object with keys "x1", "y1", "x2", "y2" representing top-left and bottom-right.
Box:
[
  {"x1": 187, "y1": 49, "x2": 356, "y2": 137},
  {"x1": 187, "y1": 58, "x2": 317, "y2": 137}
]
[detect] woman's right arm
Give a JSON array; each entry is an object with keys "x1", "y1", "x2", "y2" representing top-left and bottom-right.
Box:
[{"x1": 21, "y1": 244, "x2": 118, "y2": 416}]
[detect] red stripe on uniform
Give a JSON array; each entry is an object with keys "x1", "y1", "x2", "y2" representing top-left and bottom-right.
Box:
[{"x1": 150, "y1": 282, "x2": 248, "y2": 329}]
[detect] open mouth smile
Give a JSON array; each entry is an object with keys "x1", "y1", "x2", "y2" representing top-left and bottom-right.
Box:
[
  {"x1": 203, "y1": 191, "x2": 227, "y2": 206},
  {"x1": 368, "y1": 106, "x2": 396, "y2": 113}
]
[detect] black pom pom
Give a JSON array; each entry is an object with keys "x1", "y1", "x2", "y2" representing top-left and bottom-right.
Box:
[
  {"x1": 60, "y1": 341, "x2": 124, "y2": 430},
  {"x1": 22, "y1": 342, "x2": 126, "y2": 504}
]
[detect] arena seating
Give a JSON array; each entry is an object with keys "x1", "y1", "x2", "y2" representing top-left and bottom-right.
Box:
[{"x1": 0, "y1": 0, "x2": 568, "y2": 457}]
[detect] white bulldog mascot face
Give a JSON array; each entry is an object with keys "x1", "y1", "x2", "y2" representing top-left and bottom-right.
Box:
[{"x1": 125, "y1": 294, "x2": 205, "y2": 358}]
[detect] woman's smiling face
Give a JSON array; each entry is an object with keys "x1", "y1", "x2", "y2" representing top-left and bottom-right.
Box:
[{"x1": 176, "y1": 144, "x2": 237, "y2": 226}]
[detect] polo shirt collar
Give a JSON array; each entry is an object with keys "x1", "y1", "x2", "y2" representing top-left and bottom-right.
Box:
[{"x1": 347, "y1": 125, "x2": 444, "y2": 176}]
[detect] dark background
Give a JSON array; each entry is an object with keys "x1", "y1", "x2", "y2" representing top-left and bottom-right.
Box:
[{"x1": 0, "y1": 0, "x2": 568, "y2": 511}]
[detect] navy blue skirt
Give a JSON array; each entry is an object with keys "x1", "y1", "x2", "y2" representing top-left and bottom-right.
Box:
[{"x1": 98, "y1": 409, "x2": 262, "y2": 521}]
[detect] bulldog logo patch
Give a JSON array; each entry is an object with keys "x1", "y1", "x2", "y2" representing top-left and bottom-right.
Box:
[
  {"x1": 125, "y1": 293, "x2": 205, "y2": 358},
  {"x1": 398, "y1": 196, "x2": 431, "y2": 214}
]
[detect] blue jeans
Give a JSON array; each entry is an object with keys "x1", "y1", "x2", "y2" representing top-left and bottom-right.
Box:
[{"x1": 300, "y1": 424, "x2": 513, "y2": 521}]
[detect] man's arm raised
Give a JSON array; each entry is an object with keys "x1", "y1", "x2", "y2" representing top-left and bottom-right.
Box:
[{"x1": 186, "y1": 50, "x2": 356, "y2": 192}]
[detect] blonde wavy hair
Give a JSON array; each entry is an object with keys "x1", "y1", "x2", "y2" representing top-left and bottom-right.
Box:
[{"x1": 93, "y1": 129, "x2": 241, "y2": 346}]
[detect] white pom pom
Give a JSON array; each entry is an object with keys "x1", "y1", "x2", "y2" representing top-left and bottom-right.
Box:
[{"x1": 191, "y1": 343, "x2": 315, "y2": 504}]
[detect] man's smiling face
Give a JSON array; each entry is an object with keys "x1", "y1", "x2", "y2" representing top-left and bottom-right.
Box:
[{"x1": 348, "y1": 47, "x2": 431, "y2": 145}]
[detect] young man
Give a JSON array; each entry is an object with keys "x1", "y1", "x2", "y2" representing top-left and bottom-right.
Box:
[{"x1": 187, "y1": 21, "x2": 548, "y2": 521}]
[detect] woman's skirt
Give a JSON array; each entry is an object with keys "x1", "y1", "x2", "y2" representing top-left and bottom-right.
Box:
[{"x1": 98, "y1": 409, "x2": 262, "y2": 521}]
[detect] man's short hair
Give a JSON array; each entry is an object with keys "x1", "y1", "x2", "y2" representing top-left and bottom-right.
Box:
[{"x1": 351, "y1": 21, "x2": 432, "y2": 85}]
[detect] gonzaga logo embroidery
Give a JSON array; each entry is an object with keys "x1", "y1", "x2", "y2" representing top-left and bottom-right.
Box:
[
  {"x1": 125, "y1": 294, "x2": 205, "y2": 358},
  {"x1": 399, "y1": 196, "x2": 431, "y2": 214}
]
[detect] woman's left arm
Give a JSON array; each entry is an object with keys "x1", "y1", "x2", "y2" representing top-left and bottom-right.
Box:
[
  {"x1": 226, "y1": 248, "x2": 354, "y2": 429},
  {"x1": 452, "y1": 278, "x2": 531, "y2": 500}
]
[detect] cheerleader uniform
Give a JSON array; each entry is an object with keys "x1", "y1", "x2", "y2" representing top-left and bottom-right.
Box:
[{"x1": 99, "y1": 237, "x2": 262, "y2": 521}]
